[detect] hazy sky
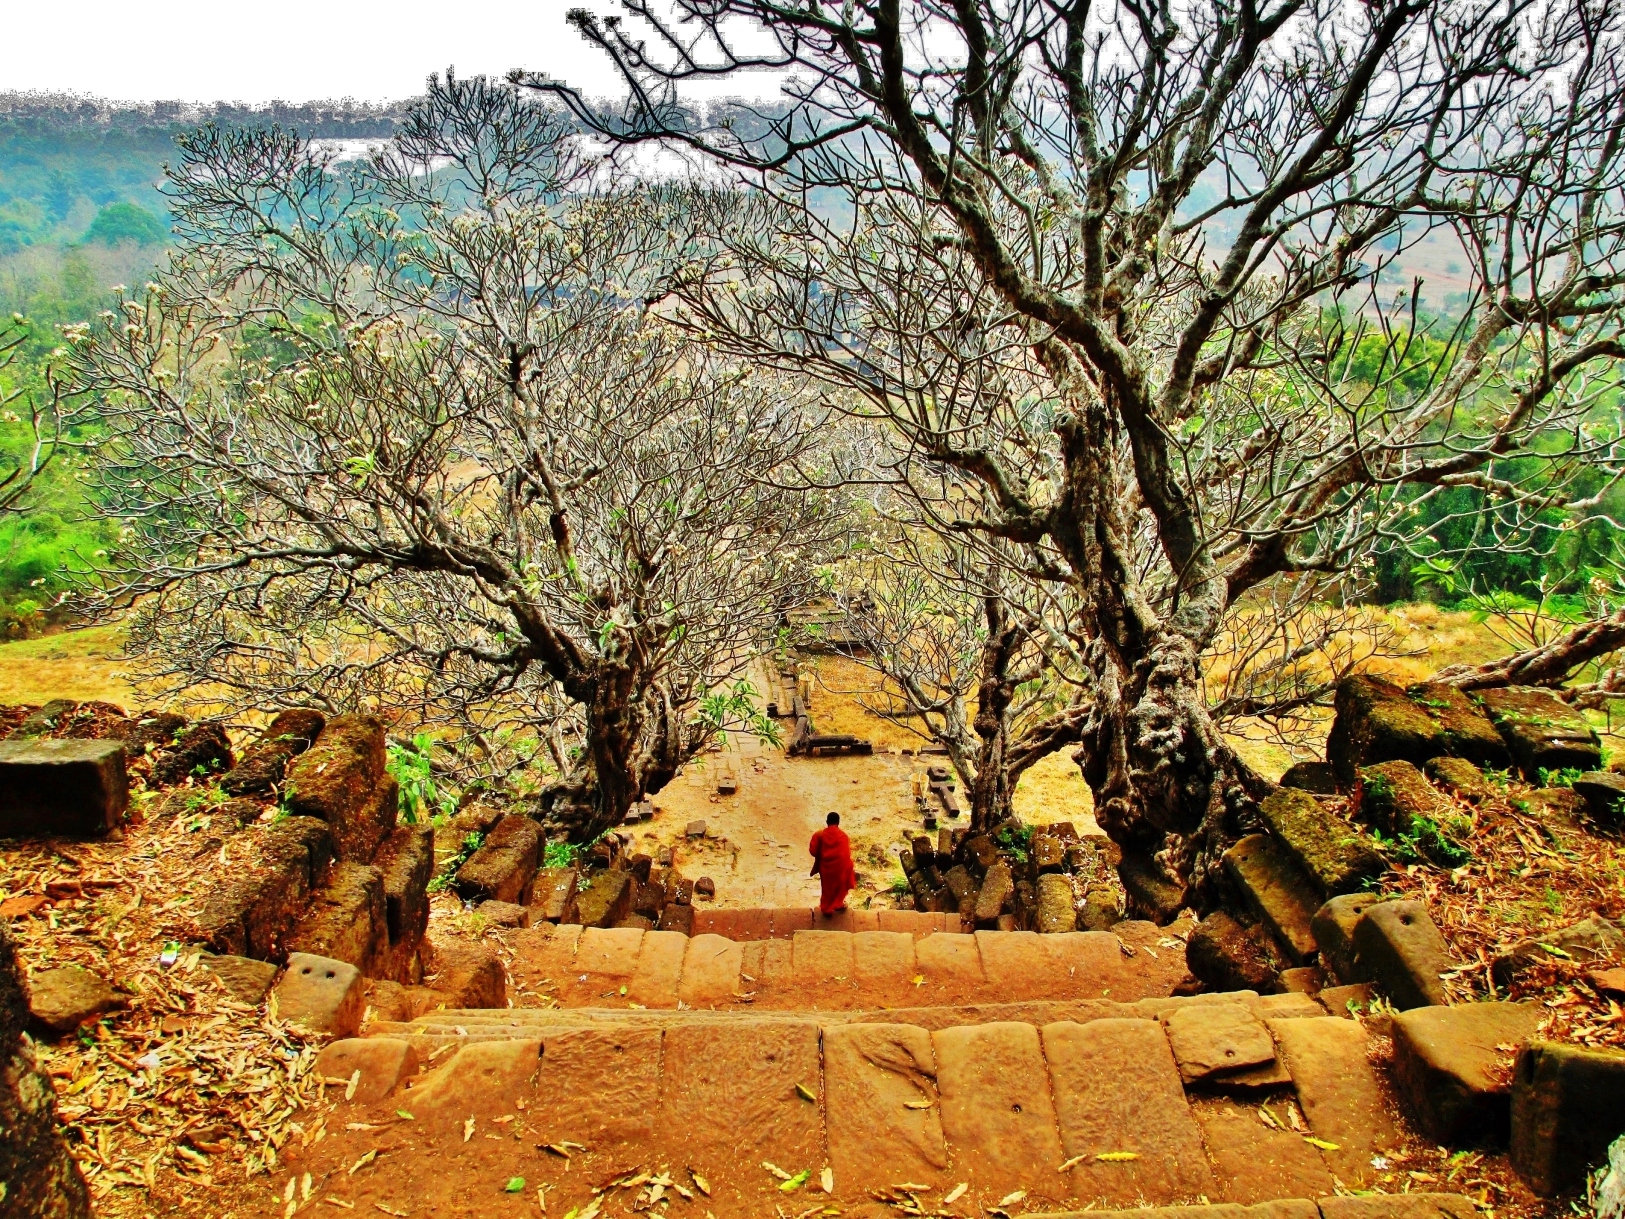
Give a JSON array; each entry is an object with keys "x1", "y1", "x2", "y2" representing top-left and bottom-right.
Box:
[{"x1": 6, "y1": 0, "x2": 727, "y2": 104}]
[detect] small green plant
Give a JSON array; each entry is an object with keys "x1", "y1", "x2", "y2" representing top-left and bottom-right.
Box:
[
  {"x1": 889, "y1": 873, "x2": 912, "y2": 899},
  {"x1": 427, "y1": 829, "x2": 485, "y2": 893},
  {"x1": 544, "y1": 840, "x2": 579, "y2": 869},
  {"x1": 1538, "y1": 766, "x2": 1586, "y2": 789},
  {"x1": 387, "y1": 733, "x2": 457, "y2": 826},
  {"x1": 1543, "y1": 886, "x2": 1563, "y2": 915},
  {"x1": 995, "y1": 822, "x2": 1035, "y2": 863}
]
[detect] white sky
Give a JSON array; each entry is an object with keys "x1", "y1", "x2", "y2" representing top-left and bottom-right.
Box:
[{"x1": 4, "y1": 0, "x2": 761, "y2": 105}]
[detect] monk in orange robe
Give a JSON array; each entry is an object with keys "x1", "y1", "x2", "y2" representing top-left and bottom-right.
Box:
[{"x1": 808, "y1": 811, "x2": 855, "y2": 915}]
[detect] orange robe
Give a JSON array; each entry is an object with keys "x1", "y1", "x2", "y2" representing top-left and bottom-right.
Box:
[{"x1": 808, "y1": 825, "x2": 855, "y2": 914}]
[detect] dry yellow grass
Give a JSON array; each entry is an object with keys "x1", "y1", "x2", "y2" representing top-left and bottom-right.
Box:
[{"x1": 0, "y1": 624, "x2": 141, "y2": 708}]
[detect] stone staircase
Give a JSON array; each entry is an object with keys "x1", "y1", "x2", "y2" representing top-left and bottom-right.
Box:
[{"x1": 264, "y1": 914, "x2": 1478, "y2": 1219}]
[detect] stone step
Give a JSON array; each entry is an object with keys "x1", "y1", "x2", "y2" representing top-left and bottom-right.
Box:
[
  {"x1": 290, "y1": 1000, "x2": 1432, "y2": 1219},
  {"x1": 505, "y1": 917, "x2": 1199, "y2": 1011},
  {"x1": 683, "y1": 905, "x2": 958, "y2": 939}
]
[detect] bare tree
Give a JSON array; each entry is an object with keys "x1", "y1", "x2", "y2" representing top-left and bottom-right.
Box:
[
  {"x1": 534, "y1": 0, "x2": 1625, "y2": 913},
  {"x1": 68, "y1": 76, "x2": 848, "y2": 839},
  {"x1": 0, "y1": 319, "x2": 75, "y2": 516}
]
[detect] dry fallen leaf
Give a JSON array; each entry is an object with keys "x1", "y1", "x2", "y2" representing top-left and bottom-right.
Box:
[
  {"x1": 997, "y1": 1190, "x2": 1027, "y2": 1207},
  {"x1": 463, "y1": 1116, "x2": 476, "y2": 1143},
  {"x1": 943, "y1": 1182, "x2": 968, "y2": 1204},
  {"x1": 820, "y1": 1167, "x2": 833, "y2": 1194}
]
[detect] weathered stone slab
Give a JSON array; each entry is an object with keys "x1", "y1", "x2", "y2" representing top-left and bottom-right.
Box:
[
  {"x1": 220, "y1": 708, "x2": 324, "y2": 796},
  {"x1": 1223, "y1": 834, "x2": 1320, "y2": 963},
  {"x1": 530, "y1": 865, "x2": 579, "y2": 923},
  {"x1": 532, "y1": 1027, "x2": 662, "y2": 1148},
  {"x1": 1355, "y1": 759, "x2": 1450, "y2": 838},
  {"x1": 0, "y1": 738, "x2": 127, "y2": 838},
  {"x1": 915, "y1": 928, "x2": 984, "y2": 988},
  {"x1": 1162, "y1": 1002, "x2": 1276, "y2": 1083},
  {"x1": 1193, "y1": 1105, "x2": 1335, "y2": 1204},
  {"x1": 1492, "y1": 914, "x2": 1625, "y2": 989},
  {"x1": 1391, "y1": 1001, "x2": 1543, "y2": 1144},
  {"x1": 934, "y1": 1021, "x2": 1065, "y2": 1199},
  {"x1": 274, "y1": 953, "x2": 364, "y2": 1038},
  {"x1": 284, "y1": 715, "x2": 395, "y2": 861},
  {"x1": 1280, "y1": 761, "x2": 1340, "y2": 794},
  {"x1": 1311, "y1": 893, "x2": 1387, "y2": 985},
  {"x1": 407, "y1": 1038, "x2": 541, "y2": 1130},
  {"x1": 1256, "y1": 788, "x2": 1386, "y2": 898},
  {"x1": 1318, "y1": 1196, "x2": 1480, "y2": 1219},
  {"x1": 454, "y1": 814, "x2": 541, "y2": 905},
  {"x1": 1037, "y1": 873, "x2": 1077, "y2": 933},
  {"x1": 1511, "y1": 1040, "x2": 1625, "y2": 1195},
  {"x1": 575, "y1": 925, "x2": 645, "y2": 979},
  {"x1": 658, "y1": 1020, "x2": 823, "y2": 1207},
  {"x1": 198, "y1": 954, "x2": 279, "y2": 1005},
  {"x1": 1352, "y1": 899, "x2": 1451, "y2": 1009},
  {"x1": 314, "y1": 1037, "x2": 418, "y2": 1103},
  {"x1": 1476, "y1": 686, "x2": 1601, "y2": 781},
  {"x1": 1424, "y1": 756, "x2": 1498, "y2": 803},
  {"x1": 677, "y1": 932, "x2": 744, "y2": 1005},
  {"x1": 373, "y1": 824, "x2": 433, "y2": 953},
  {"x1": 1045, "y1": 1017, "x2": 1215, "y2": 1205},
  {"x1": 288, "y1": 861, "x2": 387, "y2": 975},
  {"x1": 852, "y1": 930, "x2": 915, "y2": 983},
  {"x1": 1187, "y1": 911, "x2": 1282, "y2": 993},
  {"x1": 1328, "y1": 674, "x2": 1506, "y2": 787},
  {"x1": 1269, "y1": 1015, "x2": 1400, "y2": 1182},
  {"x1": 793, "y1": 929, "x2": 855, "y2": 984},
  {"x1": 974, "y1": 859, "x2": 1015, "y2": 927},
  {"x1": 27, "y1": 966, "x2": 126, "y2": 1036},
  {"x1": 421, "y1": 940, "x2": 505, "y2": 1008},
  {"x1": 626, "y1": 929, "x2": 686, "y2": 1007},
  {"x1": 574, "y1": 869, "x2": 632, "y2": 928},
  {"x1": 824, "y1": 1022, "x2": 948, "y2": 1189}
]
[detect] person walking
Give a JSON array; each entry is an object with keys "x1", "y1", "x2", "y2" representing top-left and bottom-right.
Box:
[{"x1": 808, "y1": 811, "x2": 855, "y2": 916}]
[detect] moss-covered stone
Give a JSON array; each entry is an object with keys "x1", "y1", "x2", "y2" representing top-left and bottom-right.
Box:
[
  {"x1": 1280, "y1": 760, "x2": 1341, "y2": 794},
  {"x1": 1257, "y1": 787, "x2": 1387, "y2": 898},
  {"x1": 1475, "y1": 686, "x2": 1601, "y2": 782},
  {"x1": 1356, "y1": 760, "x2": 1472, "y2": 867},
  {"x1": 1326, "y1": 674, "x2": 1507, "y2": 787},
  {"x1": 1423, "y1": 755, "x2": 1499, "y2": 803}
]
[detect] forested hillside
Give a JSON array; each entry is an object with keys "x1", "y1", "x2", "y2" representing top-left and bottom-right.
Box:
[{"x1": 0, "y1": 96, "x2": 409, "y2": 630}]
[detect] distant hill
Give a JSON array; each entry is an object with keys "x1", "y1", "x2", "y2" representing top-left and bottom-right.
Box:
[{"x1": 0, "y1": 93, "x2": 415, "y2": 255}]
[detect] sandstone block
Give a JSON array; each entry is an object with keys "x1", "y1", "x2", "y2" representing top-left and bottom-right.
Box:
[
  {"x1": 1424, "y1": 756, "x2": 1498, "y2": 803},
  {"x1": 191, "y1": 815, "x2": 333, "y2": 960},
  {"x1": 1328, "y1": 674, "x2": 1506, "y2": 786},
  {"x1": 973, "y1": 859, "x2": 1014, "y2": 927},
  {"x1": 1511, "y1": 1040, "x2": 1625, "y2": 1194},
  {"x1": 288, "y1": 861, "x2": 387, "y2": 975},
  {"x1": 677, "y1": 933, "x2": 744, "y2": 1004},
  {"x1": 1352, "y1": 899, "x2": 1451, "y2": 1009},
  {"x1": 454, "y1": 814, "x2": 541, "y2": 904},
  {"x1": 1492, "y1": 915, "x2": 1625, "y2": 989},
  {"x1": 1572, "y1": 770, "x2": 1625, "y2": 824},
  {"x1": 1311, "y1": 893, "x2": 1387, "y2": 985},
  {"x1": 1391, "y1": 1001, "x2": 1543, "y2": 1144},
  {"x1": 657, "y1": 1020, "x2": 823, "y2": 1201},
  {"x1": 576, "y1": 869, "x2": 633, "y2": 927},
  {"x1": 1318, "y1": 1196, "x2": 1479, "y2": 1219},
  {"x1": 1257, "y1": 787, "x2": 1386, "y2": 897},
  {"x1": 198, "y1": 954, "x2": 279, "y2": 1005},
  {"x1": 421, "y1": 940, "x2": 505, "y2": 1008},
  {"x1": 1280, "y1": 760, "x2": 1340, "y2": 794},
  {"x1": 1079, "y1": 887, "x2": 1122, "y2": 931},
  {"x1": 934, "y1": 1021, "x2": 1065, "y2": 1198},
  {"x1": 1355, "y1": 758, "x2": 1450, "y2": 840},
  {"x1": 1162, "y1": 1002, "x2": 1276, "y2": 1083},
  {"x1": 1186, "y1": 910, "x2": 1281, "y2": 993},
  {"x1": 274, "y1": 953, "x2": 364, "y2": 1037},
  {"x1": 475, "y1": 900, "x2": 530, "y2": 928},
  {"x1": 529, "y1": 1027, "x2": 661, "y2": 1149},
  {"x1": 657, "y1": 903, "x2": 693, "y2": 935},
  {"x1": 1118, "y1": 851, "x2": 1187, "y2": 923},
  {"x1": 1223, "y1": 834, "x2": 1319, "y2": 963},
  {"x1": 1045, "y1": 1017, "x2": 1215, "y2": 1205},
  {"x1": 1319, "y1": 982, "x2": 1377, "y2": 1017},
  {"x1": 1193, "y1": 1107, "x2": 1335, "y2": 1205},
  {"x1": 824, "y1": 1022, "x2": 948, "y2": 1188},
  {"x1": 314, "y1": 1037, "x2": 418, "y2": 1103},
  {"x1": 530, "y1": 866, "x2": 579, "y2": 922},
  {"x1": 1269, "y1": 1015, "x2": 1400, "y2": 1182},
  {"x1": 373, "y1": 824, "x2": 433, "y2": 952},
  {"x1": 408, "y1": 1039, "x2": 541, "y2": 1127},
  {"x1": 27, "y1": 966, "x2": 126, "y2": 1036},
  {"x1": 284, "y1": 715, "x2": 394, "y2": 861},
  {"x1": 1477, "y1": 686, "x2": 1601, "y2": 781},
  {"x1": 219, "y1": 708, "x2": 324, "y2": 796},
  {"x1": 0, "y1": 738, "x2": 127, "y2": 838},
  {"x1": 1036, "y1": 873, "x2": 1077, "y2": 933},
  {"x1": 147, "y1": 721, "x2": 234, "y2": 787}
]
